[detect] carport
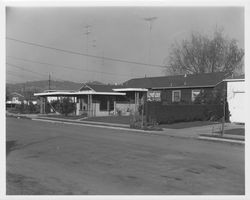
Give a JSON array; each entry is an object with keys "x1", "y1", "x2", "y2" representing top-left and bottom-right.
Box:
[{"x1": 34, "y1": 90, "x2": 126, "y2": 117}]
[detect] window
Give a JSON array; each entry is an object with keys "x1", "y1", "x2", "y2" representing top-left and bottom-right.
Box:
[
  {"x1": 172, "y1": 90, "x2": 181, "y2": 102},
  {"x1": 192, "y1": 89, "x2": 201, "y2": 102}
]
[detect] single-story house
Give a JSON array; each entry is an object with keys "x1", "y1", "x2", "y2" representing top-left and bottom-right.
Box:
[
  {"x1": 121, "y1": 72, "x2": 231, "y2": 104},
  {"x1": 6, "y1": 92, "x2": 28, "y2": 108},
  {"x1": 35, "y1": 84, "x2": 128, "y2": 117},
  {"x1": 6, "y1": 92, "x2": 25, "y2": 105}
]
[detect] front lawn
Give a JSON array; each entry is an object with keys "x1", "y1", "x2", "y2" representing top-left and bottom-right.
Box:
[
  {"x1": 159, "y1": 121, "x2": 219, "y2": 129},
  {"x1": 40, "y1": 114, "x2": 85, "y2": 120},
  {"x1": 216, "y1": 128, "x2": 245, "y2": 136},
  {"x1": 81, "y1": 116, "x2": 131, "y2": 125}
]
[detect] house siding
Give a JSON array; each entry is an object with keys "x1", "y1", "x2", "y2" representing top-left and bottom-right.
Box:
[{"x1": 158, "y1": 87, "x2": 214, "y2": 104}]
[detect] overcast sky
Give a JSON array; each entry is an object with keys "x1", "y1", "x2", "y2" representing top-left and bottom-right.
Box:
[{"x1": 6, "y1": 6, "x2": 244, "y2": 84}]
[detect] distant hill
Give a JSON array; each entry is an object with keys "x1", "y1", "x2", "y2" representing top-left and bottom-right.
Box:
[
  {"x1": 6, "y1": 80, "x2": 84, "y2": 97},
  {"x1": 6, "y1": 80, "x2": 106, "y2": 98}
]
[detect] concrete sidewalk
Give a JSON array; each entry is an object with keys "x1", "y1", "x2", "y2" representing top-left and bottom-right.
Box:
[{"x1": 162, "y1": 123, "x2": 244, "y2": 138}]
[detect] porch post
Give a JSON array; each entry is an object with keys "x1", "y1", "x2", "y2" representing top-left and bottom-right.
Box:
[
  {"x1": 107, "y1": 99, "x2": 110, "y2": 115},
  {"x1": 134, "y1": 92, "x2": 136, "y2": 113},
  {"x1": 76, "y1": 96, "x2": 80, "y2": 116},
  {"x1": 40, "y1": 97, "x2": 45, "y2": 114},
  {"x1": 114, "y1": 100, "x2": 116, "y2": 115},
  {"x1": 90, "y1": 94, "x2": 93, "y2": 117},
  {"x1": 88, "y1": 94, "x2": 93, "y2": 117},
  {"x1": 135, "y1": 92, "x2": 139, "y2": 113},
  {"x1": 87, "y1": 95, "x2": 89, "y2": 117}
]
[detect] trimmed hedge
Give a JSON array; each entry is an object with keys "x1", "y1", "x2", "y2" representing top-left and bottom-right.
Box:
[{"x1": 147, "y1": 102, "x2": 224, "y2": 124}]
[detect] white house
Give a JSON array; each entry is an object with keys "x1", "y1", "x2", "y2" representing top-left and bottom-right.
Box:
[{"x1": 224, "y1": 75, "x2": 245, "y2": 123}]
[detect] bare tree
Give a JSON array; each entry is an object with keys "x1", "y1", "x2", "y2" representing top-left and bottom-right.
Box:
[{"x1": 166, "y1": 29, "x2": 244, "y2": 75}]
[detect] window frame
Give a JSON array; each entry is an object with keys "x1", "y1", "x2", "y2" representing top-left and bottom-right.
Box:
[{"x1": 172, "y1": 90, "x2": 181, "y2": 102}]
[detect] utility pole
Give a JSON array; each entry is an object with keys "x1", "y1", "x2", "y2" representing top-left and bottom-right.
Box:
[
  {"x1": 143, "y1": 16, "x2": 158, "y2": 127},
  {"x1": 23, "y1": 83, "x2": 26, "y2": 102},
  {"x1": 85, "y1": 25, "x2": 91, "y2": 78},
  {"x1": 143, "y1": 16, "x2": 158, "y2": 69},
  {"x1": 48, "y1": 72, "x2": 51, "y2": 90}
]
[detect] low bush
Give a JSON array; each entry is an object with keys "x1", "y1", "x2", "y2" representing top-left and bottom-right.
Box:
[{"x1": 14, "y1": 102, "x2": 40, "y2": 114}]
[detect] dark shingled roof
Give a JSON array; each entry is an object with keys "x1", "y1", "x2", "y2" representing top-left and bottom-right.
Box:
[{"x1": 123, "y1": 72, "x2": 231, "y2": 89}]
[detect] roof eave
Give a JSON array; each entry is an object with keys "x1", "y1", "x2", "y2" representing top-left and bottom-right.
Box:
[
  {"x1": 34, "y1": 91, "x2": 126, "y2": 96},
  {"x1": 223, "y1": 78, "x2": 245, "y2": 82},
  {"x1": 151, "y1": 85, "x2": 216, "y2": 90},
  {"x1": 113, "y1": 88, "x2": 148, "y2": 92}
]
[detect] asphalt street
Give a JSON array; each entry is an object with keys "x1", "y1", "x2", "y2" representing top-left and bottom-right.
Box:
[{"x1": 6, "y1": 117, "x2": 245, "y2": 195}]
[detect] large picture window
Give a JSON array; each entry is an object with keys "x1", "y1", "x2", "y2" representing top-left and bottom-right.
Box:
[{"x1": 172, "y1": 90, "x2": 181, "y2": 102}]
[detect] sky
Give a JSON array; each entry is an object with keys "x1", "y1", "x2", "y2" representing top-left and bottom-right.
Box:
[{"x1": 6, "y1": 6, "x2": 244, "y2": 84}]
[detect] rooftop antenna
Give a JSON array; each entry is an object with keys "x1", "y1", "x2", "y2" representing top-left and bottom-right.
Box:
[{"x1": 144, "y1": 17, "x2": 158, "y2": 31}]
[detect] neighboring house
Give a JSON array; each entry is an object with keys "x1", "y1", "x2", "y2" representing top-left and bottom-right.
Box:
[
  {"x1": 6, "y1": 92, "x2": 26, "y2": 107},
  {"x1": 120, "y1": 72, "x2": 231, "y2": 104},
  {"x1": 34, "y1": 84, "x2": 126, "y2": 117},
  {"x1": 223, "y1": 75, "x2": 245, "y2": 123},
  {"x1": 6, "y1": 92, "x2": 39, "y2": 108}
]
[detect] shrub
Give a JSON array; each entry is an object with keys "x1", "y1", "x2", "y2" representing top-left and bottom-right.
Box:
[
  {"x1": 60, "y1": 98, "x2": 75, "y2": 116},
  {"x1": 147, "y1": 102, "x2": 224, "y2": 124}
]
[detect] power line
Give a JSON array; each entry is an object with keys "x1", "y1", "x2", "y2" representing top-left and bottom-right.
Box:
[
  {"x1": 6, "y1": 70, "x2": 23, "y2": 77},
  {"x1": 6, "y1": 37, "x2": 166, "y2": 68},
  {"x1": 7, "y1": 55, "x2": 132, "y2": 78},
  {"x1": 6, "y1": 62, "x2": 48, "y2": 78},
  {"x1": 6, "y1": 70, "x2": 40, "y2": 82},
  {"x1": 6, "y1": 62, "x2": 66, "y2": 82}
]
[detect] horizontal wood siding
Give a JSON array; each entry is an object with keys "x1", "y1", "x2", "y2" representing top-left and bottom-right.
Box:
[{"x1": 159, "y1": 87, "x2": 214, "y2": 104}]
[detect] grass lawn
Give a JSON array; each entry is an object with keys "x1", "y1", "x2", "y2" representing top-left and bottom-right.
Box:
[
  {"x1": 81, "y1": 116, "x2": 131, "y2": 125},
  {"x1": 216, "y1": 128, "x2": 245, "y2": 136},
  {"x1": 41, "y1": 114, "x2": 85, "y2": 120},
  {"x1": 42, "y1": 114, "x2": 131, "y2": 124},
  {"x1": 159, "y1": 121, "x2": 219, "y2": 129}
]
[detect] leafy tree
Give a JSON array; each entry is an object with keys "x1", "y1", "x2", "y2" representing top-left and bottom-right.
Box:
[
  {"x1": 166, "y1": 29, "x2": 244, "y2": 75},
  {"x1": 48, "y1": 98, "x2": 75, "y2": 116},
  {"x1": 60, "y1": 98, "x2": 75, "y2": 116}
]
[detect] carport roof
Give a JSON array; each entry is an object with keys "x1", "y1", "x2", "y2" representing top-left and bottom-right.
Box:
[{"x1": 34, "y1": 90, "x2": 126, "y2": 97}]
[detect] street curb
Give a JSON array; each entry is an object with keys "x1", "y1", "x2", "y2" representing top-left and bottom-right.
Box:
[
  {"x1": 6, "y1": 114, "x2": 32, "y2": 120},
  {"x1": 32, "y1": 118, "x2": 164, "y2": 135},
  {"x1": 198, "y1": 136, "x2": 244, "y2": 145}
]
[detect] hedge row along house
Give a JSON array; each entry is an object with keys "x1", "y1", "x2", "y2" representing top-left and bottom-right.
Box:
[{"x1": 34, "y1": 72, "x2": 245, "y2": 123}]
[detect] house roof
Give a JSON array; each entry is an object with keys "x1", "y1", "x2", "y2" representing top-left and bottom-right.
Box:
[
  {"x1": 9, "y1": 92, "x2": 25, "y2": 98},
  {"x1": 80, "y1": 83, "x2": 124, "y2": 93},
  {"x1": 123, "y1": 72, "x2": 231, "y2": 89},
  {"x1": 223, "y1": 74, "x2": 245, "y2": 81}
]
